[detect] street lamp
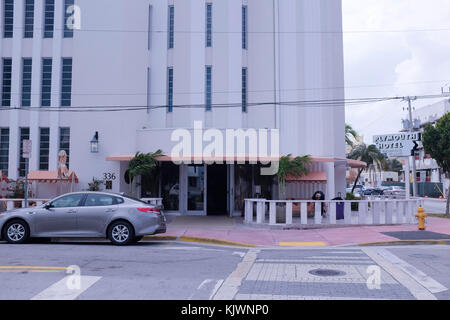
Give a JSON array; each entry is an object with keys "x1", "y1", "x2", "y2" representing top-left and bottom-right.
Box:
[{"x1": 90, "y1": 132, "x2": 99, "y2": 153}]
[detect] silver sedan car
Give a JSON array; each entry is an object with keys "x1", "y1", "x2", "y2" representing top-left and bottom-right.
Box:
[{"x1": 0, "y1": 192, "x2": 166, "y2": 245}]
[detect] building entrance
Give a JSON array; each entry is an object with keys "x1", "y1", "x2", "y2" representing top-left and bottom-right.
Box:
[{"x1": 207, "y1": 164, "x2": 228, "y2": 215}]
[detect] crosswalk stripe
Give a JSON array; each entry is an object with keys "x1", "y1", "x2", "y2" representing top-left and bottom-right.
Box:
[{"x1": 31, "y1": 276, "x2": 101, "y2": 300}]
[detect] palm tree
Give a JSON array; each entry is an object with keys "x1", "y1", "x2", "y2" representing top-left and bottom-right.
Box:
[
  {"x1": 277, "y1": 155, "x2": 310, "y2": 200},
  {"x1": 348, "y1": 144, "x2": 386, "y2": 192},
  {"x1": 128, "y1": 150, "x2": 164, "y2": 197},
  {"x1": 345, "y1": 124, "x2": 358, "y2": 147}
]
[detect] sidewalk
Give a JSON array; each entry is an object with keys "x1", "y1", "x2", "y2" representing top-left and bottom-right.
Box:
[{"x1": 148, "y1": 215, "x2": 450, "y2": 247}]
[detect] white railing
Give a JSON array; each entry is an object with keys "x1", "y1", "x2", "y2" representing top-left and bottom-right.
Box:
[
  {"x1": 0, "y1": 199, "x2": 50, "y2": 211},
  {"x1": 244, "y1": 199, "x2": 424, "y2": 226},
  {"x1": 1, "y1": 197, "x2": 164, "y2": 212}
]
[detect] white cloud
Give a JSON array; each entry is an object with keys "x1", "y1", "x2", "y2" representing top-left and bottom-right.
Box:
[{"x1": 342, "y1": 0, "x2": 450, "y2": 144}]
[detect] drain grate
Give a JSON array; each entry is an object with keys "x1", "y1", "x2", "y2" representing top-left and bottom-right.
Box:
[{"x1": 308, "y1": 269, "x2": 346, "y2": 277}]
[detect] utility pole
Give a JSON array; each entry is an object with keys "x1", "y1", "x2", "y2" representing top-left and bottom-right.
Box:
[{"x1": 404, "y1": 96, "x2": 418, "y2": 198}]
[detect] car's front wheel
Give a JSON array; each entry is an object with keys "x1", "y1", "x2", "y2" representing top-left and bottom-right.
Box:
[
  {"x1": 3, "y1": 220, "x2": 30, "y2": 244},
  {"x1": 108, "y1": 221, "x2": 135, "y2": 246}
]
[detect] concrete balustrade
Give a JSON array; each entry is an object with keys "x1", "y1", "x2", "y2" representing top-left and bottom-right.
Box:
[{"x1": 244, "y1": 199, "x2": 424, "y2": 226}]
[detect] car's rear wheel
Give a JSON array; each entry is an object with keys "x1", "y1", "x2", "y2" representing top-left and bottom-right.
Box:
[
  {"x1": 3, "y1": 220, "x2": 30, "y2": 244},
  {"x1": 108, "y1": 221, "x2": 135, "y2": 246}
]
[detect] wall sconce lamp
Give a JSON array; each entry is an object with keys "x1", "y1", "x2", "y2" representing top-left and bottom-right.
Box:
[{"x1": 90, "y1": 131, "x2": 99, "y2": 153}]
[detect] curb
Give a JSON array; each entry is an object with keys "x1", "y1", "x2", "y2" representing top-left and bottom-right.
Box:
[
  {"x1": 143, "y1": 235, "x2": 178, "y2": 241},
  {"x1": 178, "y1": 236, "x2": 255, "y2": 248},
  {"x1": 359, "y1": 239, "x2": 450, "y2": 247}
]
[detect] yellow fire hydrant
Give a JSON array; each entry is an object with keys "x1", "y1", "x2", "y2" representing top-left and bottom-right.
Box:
[{"x1": 415, "y1": 206, "x2": 427, "y2": 231}]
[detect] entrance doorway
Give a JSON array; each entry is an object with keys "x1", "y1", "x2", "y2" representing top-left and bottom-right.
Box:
[{"x1": 207, "y1": 164, "x2": 227, "y2": 215}]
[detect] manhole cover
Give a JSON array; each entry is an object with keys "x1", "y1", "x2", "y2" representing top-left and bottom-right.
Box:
[
  {"x1": 409, "y1": 254, "x2": 438, "y2": 259},
  {"x1": 308, "y1": 269, "x2": 346, "y2": 277}
]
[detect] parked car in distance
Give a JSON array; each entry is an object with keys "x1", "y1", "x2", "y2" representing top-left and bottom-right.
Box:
[
  {"x1": 0, "y1": 192, "x2": 166, "y2": 245},
  {"x1": 383, "y1": 186, "x2": 406, "y2": 197},
  {"x1": 363, "y1": 188, "x2": 384, "y2": 196}
]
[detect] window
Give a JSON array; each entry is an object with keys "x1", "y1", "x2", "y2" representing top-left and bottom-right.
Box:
[
  {"x1": 24, "y1": 0, "x2": 35, "y2": 38},
  {"x1": 61, "y1": 58, "x2": 72, "y2": 107},
  {"x1": 206, "y1": 3, "x2": 212, "y2": 47},
  {"x1": 41, "y1": 58, "x2": 52, "y2": 107},
  {"x1": 168, "y1": 5, "x2": 174, "y2": 49},
  {"x1": 242, "y1": 6, "x2": 247, "y2": 49},
  {"x1": 2, "y1": 58, "x2": 12, "y2": 107},
  {"x1": 148, "y1": 5, "x2": 152, "y2": 50},
  {"x1": 0, "y1": 128, "x2": 9, "y2": 176},
  {"x1": 50, "y1": 193, "x2": 84, "y2": 208},
  {"x1": 39, "y1": 128, "x2": 50, "y2": 170},
  {"x1": 64, "y1": 0, "x2": 74, "y2": 38},
  {"x1": 3, "y1": 0, "x2": 13, "y2": 38},
  {"x1": 242, "y1": 68, "x2": 247, "y2": 112},
  {"x1": 59, "y1": 128, "x2": 70, "y2": 169},
  {"x1": 167, "y1": 67, "x2": 173, "y2": 113},
  {"x1": 19, "y1": 128, "x2": 30, "y2": 177},
  {"x1": 84, "y1": 194, "x2": 116, "y2": 207},
  {"x1": 205, "y1": 66, "x2": 212, "y2": 111},
  {"x1": 21, "y1": 59, "x2": 32, "y2": 107},
  {"x1": 44, "y1": 0, "x2": 55, "y2": 38}
]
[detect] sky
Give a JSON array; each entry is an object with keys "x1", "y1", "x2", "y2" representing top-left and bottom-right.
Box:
[{"x1": 342, "y1": 0, "x2": 450, "y2": 144}]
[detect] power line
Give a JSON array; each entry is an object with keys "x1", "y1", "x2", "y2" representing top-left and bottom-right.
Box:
[
  {"x1": 3, "y1": 79, "x2": 449, "y2": 97},
  {"x1": 21, "y1": 26, "x2": 450, "y2": 34},
  {"x1": 0, "y1": 93, "x2": 447, "y2": 113}
]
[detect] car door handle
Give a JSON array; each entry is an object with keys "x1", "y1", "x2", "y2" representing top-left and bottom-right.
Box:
[
  {"x1": 67, "y1": 210, "x2": 77, "y2": 213},
  {"x1": 106, "y1": 209, "x2": 117, "y2": 213},
  {"x1": 27, "y1": 211, "x2": 37, "y2": 215}
]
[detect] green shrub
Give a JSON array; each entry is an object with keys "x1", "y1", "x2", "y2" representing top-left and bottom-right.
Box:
[{"x1": 346, "y1": 192, "x2": 359, "y2": 211}]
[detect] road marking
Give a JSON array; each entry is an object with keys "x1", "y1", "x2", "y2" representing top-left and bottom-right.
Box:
[
  {"x1": 233, "y1": 252, "x2": 246, "y2": 258},
  {"x1": 279, "y1": 242, "x2": 326, "y2": 247},
  {"x1": 304, "y1": 256, "x2": 372, "y2": 260},
  {"x1": 362, "y1": 248, "x2": 438, "y2": 300},
  {"x1": 212, "y1": 249, "x2": 260, "y2": 300},
  {"x1": 371, "y1": 248, "x2": 447, "y2": 294},
  {"x1": 235, "y1": 294, "x2": 389, "y2": 300},
  {"x1": 0, "y1": 266, "x2": 68, "y2": 270},
  {"x1": 255, "y1": 259, "x2": 373, "y2": 265},
  {"x1": 0, "y1": 270, "x2": 65, "y2": 273},
  {"x1": 31, "y1": 276, "x2": 101, "y2": 300}
]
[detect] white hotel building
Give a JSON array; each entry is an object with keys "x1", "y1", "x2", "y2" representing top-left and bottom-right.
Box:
[{"x1": 0, "y1": 0, "x2": 364, "y2": 216}]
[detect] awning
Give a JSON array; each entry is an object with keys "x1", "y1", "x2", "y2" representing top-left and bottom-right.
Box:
[
  {"x1": 286, "y1": 171, "x2": 327, "y2": 182},
  {"x1": 27, "y1": 171, "x2": 79, "y2": 183},
  {"x1": 107, "y1": 154, "x2": 367, "y2": 168}
]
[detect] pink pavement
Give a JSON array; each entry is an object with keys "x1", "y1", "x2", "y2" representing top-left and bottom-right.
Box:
[{"x1": 163, "y1": 216, "x2": 450, "y2": 247}]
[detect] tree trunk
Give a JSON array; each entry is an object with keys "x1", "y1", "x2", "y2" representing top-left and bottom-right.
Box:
[
  {"x1": 351, "y1": 168, "x2": 363, "y2": 193},
  {"x1": 446, "y1": 175, "x2": 450, "y2": 216}
]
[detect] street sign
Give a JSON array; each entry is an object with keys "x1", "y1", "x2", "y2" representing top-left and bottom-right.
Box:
[
  {"x1": 373, "y1": 133, "x2": 421, "y2": 157},
  {"x1": 22, "y1": 140, "x2": 32, "y2": 159}
]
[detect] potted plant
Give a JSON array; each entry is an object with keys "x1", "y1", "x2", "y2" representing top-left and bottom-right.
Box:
[
  {"x1": 276, "y1": 155, "x2": 310, "y2": 223},
  {"x1": 88, "y1": 177, "x2": 105, "y2": 191},
  {"x1": 128, "y1": 150, "x2": 164, "y2": 197}
]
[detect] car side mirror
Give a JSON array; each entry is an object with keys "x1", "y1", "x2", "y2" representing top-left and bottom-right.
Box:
[{"x1": 44, "y1": 203, "x2": 53, "y2": 210}]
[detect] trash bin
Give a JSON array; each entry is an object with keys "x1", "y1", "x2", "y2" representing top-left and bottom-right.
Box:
[{"x1": 333, "y1": 193, "x2": 344, "y2": 220}]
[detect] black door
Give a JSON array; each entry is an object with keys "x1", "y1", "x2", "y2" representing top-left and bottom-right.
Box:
[{"x1": 207, "y1": 164, "x2": 227, "y2": 215}]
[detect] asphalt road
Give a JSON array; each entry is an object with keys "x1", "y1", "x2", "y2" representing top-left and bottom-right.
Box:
[{"x1": 0, "y1": 240, "x2": 449, "y2": 300}]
